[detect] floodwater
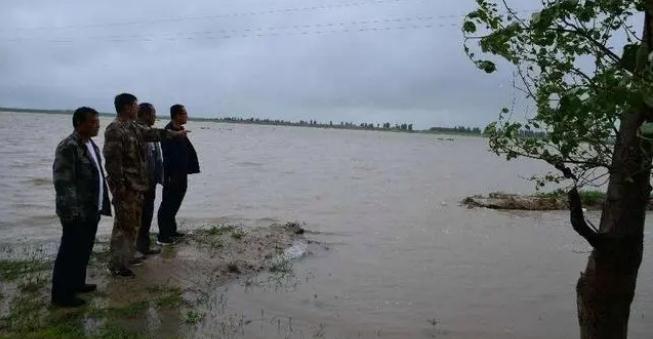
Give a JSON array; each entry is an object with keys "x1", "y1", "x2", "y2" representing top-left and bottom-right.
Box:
[{"x1": 0, "y1": 111, "x2": 651, "y2": 338}]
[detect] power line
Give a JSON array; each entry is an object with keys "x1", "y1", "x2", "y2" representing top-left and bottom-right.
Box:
[
  {"x1": 1, "y1": 0, "x2": 439, "y2": 32},
  {"x1": 0, "y1": 2, "x2": 538, "y2": 45},
  {"x1": 4, "y1": 20, "x2": 454, "y2": 44},
  {"x1": 2, "y1": 7, "x2": 538, "y2": 43},
  {"x1": 4, "y1": 15, "x2": 440, "y2": 42}
]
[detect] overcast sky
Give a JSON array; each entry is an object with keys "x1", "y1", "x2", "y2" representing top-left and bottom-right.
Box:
[{"x1": 0, "y1": 0, "x2": 540, "y2": 129}]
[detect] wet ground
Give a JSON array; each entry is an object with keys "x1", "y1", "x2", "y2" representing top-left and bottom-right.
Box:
[{"x1": 0, "y1": 223, "x2": 315, "y2": 338}]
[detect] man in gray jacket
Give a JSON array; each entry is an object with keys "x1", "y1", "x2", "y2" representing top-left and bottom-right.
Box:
[{"x1": 52, "y1": 107, "x2": 111, "y2": 307}]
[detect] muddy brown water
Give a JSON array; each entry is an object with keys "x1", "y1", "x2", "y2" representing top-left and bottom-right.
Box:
[{"x1": 0, "y1": 111, "x2": 651, "y2": 338}]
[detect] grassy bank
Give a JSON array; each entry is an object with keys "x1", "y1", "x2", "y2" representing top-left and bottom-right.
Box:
[{"x1": 0, "y1": 223, "x2": 309, "y2": 338}]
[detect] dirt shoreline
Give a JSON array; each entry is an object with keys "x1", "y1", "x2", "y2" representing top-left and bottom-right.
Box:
[{"x1": 0, "y1": 222, "x2": 320, "y2": 338}]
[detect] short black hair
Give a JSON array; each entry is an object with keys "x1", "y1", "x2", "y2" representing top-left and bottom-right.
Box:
[
  {"x1": 170, "y1": 104, "x2": 185, "y2": 119},
  {"x1": 114, "y1": 93, "x2": 137, "y2": 114},
  {"x1": 138, "y1": 102, "x2": 155, "y2": 119},
  {"x1": 72, "y1": 107, "x2": 99, "y2": 128}
]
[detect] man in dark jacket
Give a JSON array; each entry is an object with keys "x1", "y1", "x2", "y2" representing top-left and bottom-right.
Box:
[
  {"x1": 157, "y1": 104, "x2": 200, "y2": 245},
  {"x1": 52, "y1": 107, "x2": 111, "y2": 307}
]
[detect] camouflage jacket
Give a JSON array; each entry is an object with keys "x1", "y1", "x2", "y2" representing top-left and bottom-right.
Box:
[
  {"x1": 103, "y1": 119, "x2": 171, "y2": 194},
  {"x1": 53, "y1": 132, "x2": 111, "y2": 223}
]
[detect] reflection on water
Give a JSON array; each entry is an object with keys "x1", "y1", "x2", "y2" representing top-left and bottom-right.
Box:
[{"x1": 0, "y1": 111, "x2": 652, "y2": 338}]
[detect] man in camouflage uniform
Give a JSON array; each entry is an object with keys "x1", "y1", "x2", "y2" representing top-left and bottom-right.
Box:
[
  {"x1": 103, "y1": 93, "x2": 186, "y2": 277},
  {"x1": 52, "y1": 107, "x2": 111, "y2": 307}
]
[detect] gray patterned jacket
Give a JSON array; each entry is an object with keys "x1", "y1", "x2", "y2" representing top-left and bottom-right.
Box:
[{"x1": 53, "y1": 132, "x2": 111, "y2": 223}]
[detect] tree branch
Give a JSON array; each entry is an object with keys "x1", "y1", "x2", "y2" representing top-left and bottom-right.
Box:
[
  {"x1": 568, "y1": 183, "x2": 604, "y2": 249},
  {"x1": 558, "y1": 19, "x2": 622, "y2": 64}
]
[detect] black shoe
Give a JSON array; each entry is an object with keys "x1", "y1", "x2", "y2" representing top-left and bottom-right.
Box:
[
  {"x1": 141, "y1": 248, "x2": 161, "y2": 255},
  {"x1": 172, "y1": 231, "x2": 186, "y2": 238},
  {"x1": 156, "y1": 237, "x2": 176, "y2": 246},
  {"x1": 134, "y1": 251, "x2": 146, "y2": 260},
  {"x1": 109, "y1": 267, "x2": 135, "y2": 278},
  {"x1": 129, "y1": 257, "x2": 144, "y2": 266},
  {"x1": 52, "y1": 297, "x2": 85, "y2": 308},
  {"x1": 75, "y1": 284, "x2": 97, "y2": 293}
]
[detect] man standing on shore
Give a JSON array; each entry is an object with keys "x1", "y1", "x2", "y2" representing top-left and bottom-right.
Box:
[
  {"x1": 52, "y1": 107, "x2": 111, "y2": 307},
  {"x1": 104, "y1": 93, "x2": 186, "y2": 277},
  {"x1": 136, "y1": 103, "x2": 163, "y2": 256},
  {"x1": 157, "y1": 104, "x2": 200, "y2": 245}
]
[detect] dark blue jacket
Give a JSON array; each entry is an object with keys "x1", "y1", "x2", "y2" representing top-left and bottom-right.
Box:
[{"x1": 161, "y1": 121, "x2": 200, "y2": 178}]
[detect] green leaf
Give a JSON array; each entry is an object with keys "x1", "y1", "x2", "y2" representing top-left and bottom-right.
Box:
[
  {"x1": 635, "y1": 42, "x2": 649, "y2": 72},
  {"x1": 639, "y1": 122, "x2": 653, "y2": 138},
  {"x1": 463, "y1": 21, "x2": 477, "y2": 33},
  {"x1": 477, "y1": 60, "x2": 497, "y2": 73},
  {"x1": 621, "y1": 43, "x2": 639, "y2": 72},
  {"x1": 643, "y1": 93, "x2": 653, "y2": 108}
]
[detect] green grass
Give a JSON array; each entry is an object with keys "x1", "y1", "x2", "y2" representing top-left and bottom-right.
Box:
[
  {"x1": 184, "y1": 311, "x2": 204, "y2": 324},
  {"x1": 93, "y1": 323, "x2": 147, "y2": 339},
  {"x1": 105, "y1": 301, "x2": 150, "y2": 318},
  {"x1": 1, "y1": 280, "x2": 185, "y2": 338},
  {"x1": 0, "y1": 259, "x2": 51, "y2": 281},
  {"x1": 0, "y1": 291, "x2": 47, "y2": 333},
  {"x1": 18, "y1": 273, "x2": 48, "y2": 293},
  {"x1": 231, "y1": 228, "x2": 246, "y2": 240},
  {"x1": 534, "y1": 189, "x2": 565, "y2": 199},
  {"x1": 535, "y1": 189, "x2": 606, "y2": 206},
  {"x1": 16, "y1": 314, "x2": 86, "y2": 339},
  {"x1": 269, "y1": 257, "x2": 293, "y2": 274},
  {"x1": 193, "y1": 224, "x2": 249, "y2": 249},
  {"x1": 579, "y1": 190, "x2": 606, "y2": 206},
  {"x1": 203, "y1": 225, "x2": 237, "y2": 236},
  {"x1": 146, "y1": 284, "x2": 184, "y2": 308}
]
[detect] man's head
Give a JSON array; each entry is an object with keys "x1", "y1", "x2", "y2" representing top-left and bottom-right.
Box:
[
  {"x1": 138, "y1": 103, "x2": 156, "y2": 126},
  {"x1": 170, "y1": 104, "x2": 188, "y2": 125},
  {"x1": 72, "y1": 107, "x2": 100, "y2": 138},
  {"x1": 114, "y1": 93, "x2": 138, "y2": 120}
]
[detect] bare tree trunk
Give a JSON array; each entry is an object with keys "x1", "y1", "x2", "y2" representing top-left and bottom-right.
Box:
[
  {"x1": 571, "y1": 6, "x2": 653, "y2": 338},
  {"x1": 575, "y1": 125, "x2": 648, "y2": 337},
  {"x1": 574, "y1": 105, "x2": 649, "y2": 339},
  {"x1": 576, "y1": 237, "x2": 643, "y2": 339}
]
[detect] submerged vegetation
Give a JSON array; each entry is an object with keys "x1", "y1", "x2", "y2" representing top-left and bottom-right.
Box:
[{"x1": 461, "y1": 190, "x2": 638, "y2": 211}]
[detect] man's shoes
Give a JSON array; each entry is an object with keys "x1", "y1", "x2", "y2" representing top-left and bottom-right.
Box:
[
  {"x1": 75, "y1": 284, "x2": 97, "y2": 293},
  {"x1": 172, "y1": 231, "x2": 186, "y2": 238},
  {"x1": 134, "y1": 251, "x2": 146, "y2": 260},
  {"x1": 140, "y1": 248, "x2": 162, "y2": 255},
  {"x1": 156, "y1": 237, "x2": 176, "y2": 246},
  {"x1": 52, "y1": 296, "x2": 86, "y2": 308},
  {"x1": 109, "y1": 267, "x2": 135, "y2": 278},
  {"x1": 129, "y1": 257, "x2": 144, "y2": 266}
]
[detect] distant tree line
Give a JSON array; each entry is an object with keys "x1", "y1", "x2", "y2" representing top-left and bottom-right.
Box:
[
  {"x1": 429, "y1": 126, "x2": 483, "y2": 135},
  {"x1": 2, "y1": 108, "x2": 508, "y2": 137},
  {"x1": 218, "y1": 117, "x2": 417, "y2": 132}
]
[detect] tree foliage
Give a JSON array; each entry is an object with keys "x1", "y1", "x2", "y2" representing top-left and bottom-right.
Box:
[{"x1": 463, "y1": 0, "x2": 653, "y2": 187}]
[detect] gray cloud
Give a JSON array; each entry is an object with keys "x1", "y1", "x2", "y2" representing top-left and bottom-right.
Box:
[{"x1": 0, "y1": 0, "x2": 540, "y2": 129}]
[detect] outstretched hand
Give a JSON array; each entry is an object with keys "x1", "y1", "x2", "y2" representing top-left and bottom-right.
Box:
[{"x1": 172, "y1": 130, "x2": 190, "y2": 138}]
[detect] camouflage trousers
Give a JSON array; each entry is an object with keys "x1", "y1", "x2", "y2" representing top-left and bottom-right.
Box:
[{"x1": 109, "y1": 191, "x2": 143, "y2": 270}]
